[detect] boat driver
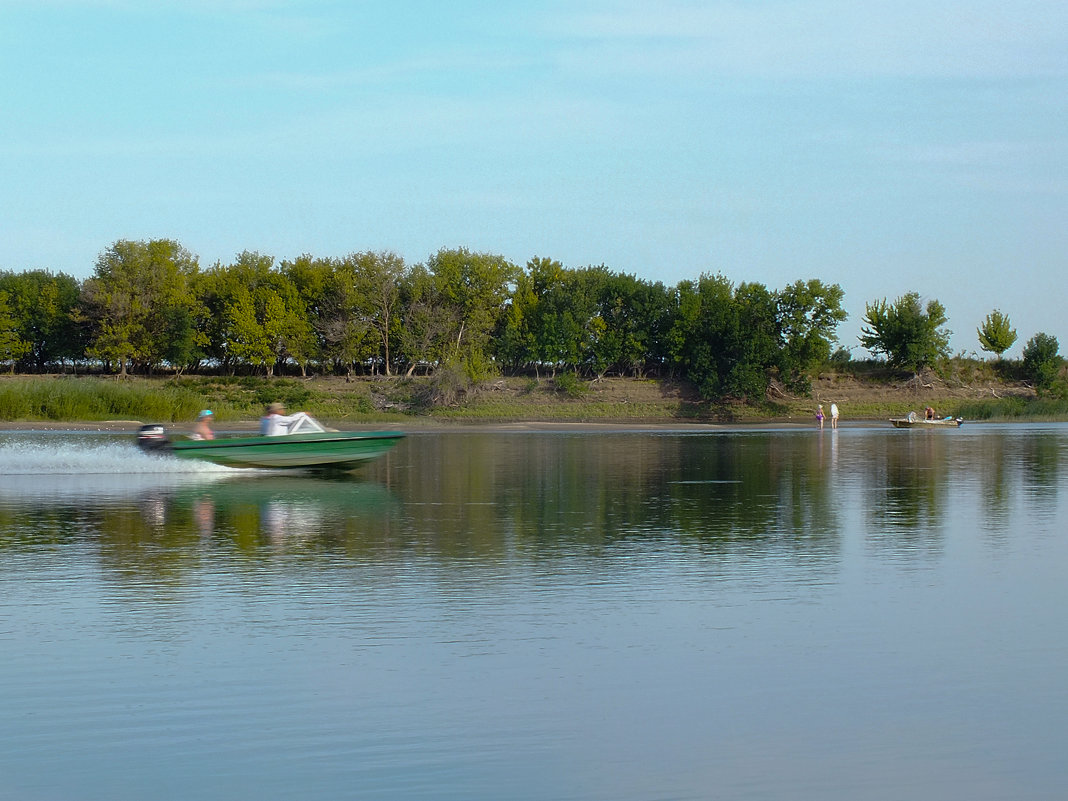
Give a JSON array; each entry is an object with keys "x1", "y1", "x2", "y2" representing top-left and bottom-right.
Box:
[{"x1": 260, "y1": 402, "x2": 310, "y2": 436}]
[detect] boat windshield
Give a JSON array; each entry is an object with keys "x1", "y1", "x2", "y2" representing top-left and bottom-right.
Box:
[{"x1": 284, "y1": 413, "x2": 327, "y2": 434}]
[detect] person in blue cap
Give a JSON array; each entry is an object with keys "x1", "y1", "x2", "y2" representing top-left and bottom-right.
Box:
[{"x1": 191, "y1": 409, "x2": 215, "y2": 440}]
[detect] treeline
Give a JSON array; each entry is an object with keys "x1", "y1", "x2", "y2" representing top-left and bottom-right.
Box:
[{"x1": 0, "y1": 238, "x2": 1054, "y2": 401}]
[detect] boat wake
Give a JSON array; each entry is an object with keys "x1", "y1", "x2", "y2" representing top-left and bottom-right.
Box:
[{"x1": 0, "y1": 438, "x2": 233, "y2": 476}]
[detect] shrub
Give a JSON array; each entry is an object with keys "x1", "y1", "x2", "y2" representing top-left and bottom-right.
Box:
[
  {"x1": 553, "y1": 372, "x2": 587, "y2": 398},
  {"x1": 1022, "y1": 333, "x2": 1062, "y2": 393}
]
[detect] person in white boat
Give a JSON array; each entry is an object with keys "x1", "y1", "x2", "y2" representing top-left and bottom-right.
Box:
[
  {"x1": 190, "y1": 409, "x2": 215, "y2": 440},
  {"x1": 260, "y1": 402, "x2": 316, "y2": 436}
]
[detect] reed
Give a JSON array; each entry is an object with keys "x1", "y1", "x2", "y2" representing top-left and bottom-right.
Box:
[
  {"x1": 0, "y1": 378, "x2": 205, "y2": 422},
  {"x1": 954, "y1": 396, "x2": 1068, "y2": 421}
]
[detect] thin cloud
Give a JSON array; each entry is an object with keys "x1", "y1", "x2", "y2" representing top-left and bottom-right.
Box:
[{"x1": 543, "y1": 0, "x2": 1068, "y2": 79}]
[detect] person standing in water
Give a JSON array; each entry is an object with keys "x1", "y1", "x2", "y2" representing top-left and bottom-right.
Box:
[
  {"x1": 816, "y1": 404, "x2": 825, "y2": 430},
  {"x1": 830, "y1": 402, "x2": 839, "y2": 429}
]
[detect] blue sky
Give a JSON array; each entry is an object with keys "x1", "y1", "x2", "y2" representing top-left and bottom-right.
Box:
[{"x1": 3, "y1": 0, "x2": 1065, "y2": 356}]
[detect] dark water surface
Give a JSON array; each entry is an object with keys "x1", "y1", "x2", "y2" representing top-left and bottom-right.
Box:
[{"x1": 1, "y1": 425, "x2": 1066, "y2": 800}]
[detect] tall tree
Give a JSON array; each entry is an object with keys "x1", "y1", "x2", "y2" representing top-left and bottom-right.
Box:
[
  {"x1": 348, "y1": 251, "x2": 406, "y2": 376},
  {"x1": 396, "y1": 264, "x2": 458, "y2": 375},
  {"x1": 587, "y1": 268, "x2": 671, "y2": 379},
  {"x1": 81, "y1": 239, "x2": 201, "y2": 375},
  {"x1": 424, "y1": 247, "x2": 519, "y2": 377},
  {"x1": 198, "y1": 252, "x2": 313, "y2": 376},
  {"x1": 775, "y1": 279, "x2": 847, "y2": 392},
  {"x1": 0, "y1": 289, "x2": 31, "y2": 371},
  {"x1": 225, "y1": 283, "x2": 275, "y2": 372},
  {"x1": 977, "y1": 310, "x2": 1017, "y2": 359},
  {"x1": 730, "y1": 281, "x2": 780, "y2": 401},
  {"x1": 667, "y1": 275, "x2": 783, "y2": 402},
  {"x1": 667, "y1": 274, "x2": 739, "y2": 400},
  {"x1": 0, "y1": 269, "x2": 85, "y2": 371},
  {"x1": 230, "y1": 252, "x2": 313, "y2": 376},
  {"x1": 859, "y1": 292, "x2": 950, "y2": 372}
]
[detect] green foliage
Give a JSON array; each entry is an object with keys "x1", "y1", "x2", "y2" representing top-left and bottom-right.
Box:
[
  {"x1": 282, "y1": 251, "x2": 404, "y2": 376},
  {"x1": 977, "y1": 310, "x2": 1017, "y2": 358},
  {"x1": 425, "y1": 247, "x2": 519, "y2": 371},
  {"x1": 829, "y1": 347, "x2": 852, "y2": 365},
  {"x1": 956, "y1": 394, "x2": 1068, "y2": 421},
  {"x1": 584, "y1": 267, "x2": 671, "y2": 378},
  {"x1": 459, "y1": 349, "x2": 498, "y2": 384},
  {"x1": 198, "y1": 251, "x2": 314, "y2": 376},
  {"x1": 17, "y1": 239, "x2": 1061, "y2": 413},
  {"x1": 775, "y1": 279, "x2": 847, "y2": 392},
  {"x1": 553, "y1": 371, "x2": 588, "y2": 398},
  {"x1": 859, "y1": 292, "x2": 950, "y2": 372},
  {"x1": 241, "y1": 377, "x2": 313, "y2": 410},
  {"x1": 667, "y1": 274, "x2": 780, "y2": 402},
  {"x1": 81, "y1": 239, "x2": 202, "y2": 374},
  {"x1": 420, "y1": 363, "x2": 472, "y2": 407},
  {"x1": 497, "y1": 256, "x2": 601, "y2": 376},
  {"x1": 0, "y1": 290, "x2": 31, "y2": 369},
  {"x1": 0, "y1": 378, "x2": 203, "y2": 422},
  {"x1": 0, "y1": 269, "x2": 84, "y2": 370},
  {"x1": 1022, "y1": 332, "x2": 1062, "y2": 392},
  {"x1": 351, "y1": 251, "x2": 405, "y2": 375}
]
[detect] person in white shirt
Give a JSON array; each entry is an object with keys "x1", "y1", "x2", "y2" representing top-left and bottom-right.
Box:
[
  {"x1": 260, "y1": 402, "x2": 309, "y2": 436},
  {"x1": 829, "y1": 402, "x2": 839, "y2": 429}
]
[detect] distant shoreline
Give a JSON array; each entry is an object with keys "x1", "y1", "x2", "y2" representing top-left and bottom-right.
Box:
[
  {"x1": 0, "y1": 418, "x2": 1018, "y2": 434},
  {"x1": 1, "y1": 372, "x2": 1058, "y2": 427}
]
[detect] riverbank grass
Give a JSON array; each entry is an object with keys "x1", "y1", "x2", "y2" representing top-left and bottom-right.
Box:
[{"x1": 0, "y1": 378, "x2": 204, "y2": 423}]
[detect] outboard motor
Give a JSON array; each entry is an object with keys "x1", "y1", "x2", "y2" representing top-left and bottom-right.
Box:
[{"x1": 136, "y1": 424, "x2": 172, "y2": 455}]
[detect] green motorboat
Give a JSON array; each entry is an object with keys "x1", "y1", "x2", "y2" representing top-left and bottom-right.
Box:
[{"x1": 137, "y1": 418, "x2": 404, "y2": 470}]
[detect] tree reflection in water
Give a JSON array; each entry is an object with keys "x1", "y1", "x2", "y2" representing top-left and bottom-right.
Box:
[{"x1": 0, "y1": 427, "x2": 1064, "y2": 585}]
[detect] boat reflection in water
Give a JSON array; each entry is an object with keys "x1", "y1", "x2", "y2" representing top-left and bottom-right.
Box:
[{"x1": 0, "y1": 469, "x2": 399, "y2": 554}]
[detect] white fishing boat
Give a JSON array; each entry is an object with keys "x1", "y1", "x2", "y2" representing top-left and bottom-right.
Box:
[{"x1": 889, "y1": 412, "x2": 963, "y2": 429}]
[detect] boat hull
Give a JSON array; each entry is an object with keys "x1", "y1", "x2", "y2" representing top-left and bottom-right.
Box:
[
  {"x1": 889, "y1": 418, "x2": 963, "y2": 429},
  {"x1": 169, "y1": 431, "x2": 404, "y2": 469}
]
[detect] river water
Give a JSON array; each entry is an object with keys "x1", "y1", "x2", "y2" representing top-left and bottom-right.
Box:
[{"x1": 1, "y1": 425, "x2": 1066, "y2": 801}]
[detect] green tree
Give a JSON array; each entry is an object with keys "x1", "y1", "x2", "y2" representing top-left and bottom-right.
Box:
[
  {"x1": 225, "y1": 283, "x2": 275, "y2": 372},
  {"x1": 588, "y1": 268, "x2": 671, "y2": 379},
  {"x1": 424, "y1": 247, "x2": 519, "y2": 378},
  {"x1": 497, "y1": 258, "x2": 608, "y2": 378},
  {"x1": 496, "y1": 262, "x2": 540, "y2": 373},
  {"x1": 283, "y1": 254, "x2": 375, "y2": 377},
  {"x1": 859, "y1": 292, "x2": 950, "y2": 372},
  {"x1": 348, "y1": 251, "x2": 406, "y2": 376},
  {"x1": 0, "y1": 269, "x2": 85, "y2": 371},
  {"x1": 668, "y1": 274, "x2": 732, "y2": 399},
  {"x1": 730, "y1": 281, "x2": 780, "y2": 401},
  {"x1": 1021, "y1": 332, "x2": 1061, "y2": 392},
  {"x1": 200, "y1": 252, "x2": 313, "y2": 376},
  {"x1": 0, "y1": 289, "x2": 31, "y2": 371},
  {"x1": 395, "y1": 264, "x2": 458, "y2": 376},
  {"x1": 775, "y1": 279, "x2": 847, "y2": 392},
  {"x1": 81, "y1": 239, "x2": 201, "y2": 375},
  {"x1": 977, "y1": 310, "x2": 1017, "y2": 359},
  {"x1": 667, "y1": 275, "x2": 785, "y2": 402},
  {"x1": 279, "y1": 254, "x2": 334, "y2": 368}
]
